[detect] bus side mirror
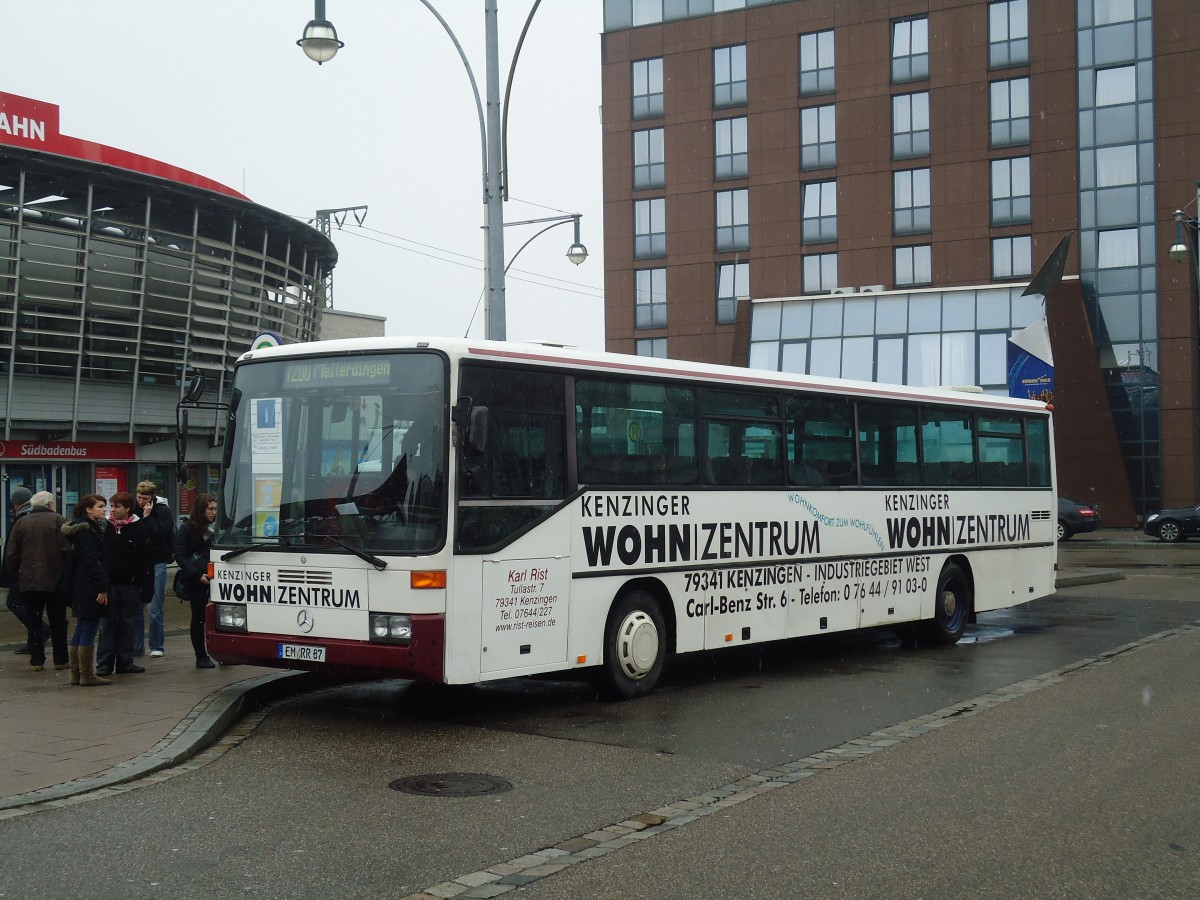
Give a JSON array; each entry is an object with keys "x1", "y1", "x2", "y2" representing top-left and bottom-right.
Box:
[
  {"x1": 463, "y1": 406, "x2": 489, "y2": 456},
  {"x1": 184, "y1": 373, "x2": 206, "y2": 403}
]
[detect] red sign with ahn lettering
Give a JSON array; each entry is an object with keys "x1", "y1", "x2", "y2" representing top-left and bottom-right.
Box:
[
  {"x1": 0, "y1": 90, "x2": 246, "y2": 201},
  {"x1": 0, "y1": 441, "x2": 135, "y2": 461}
]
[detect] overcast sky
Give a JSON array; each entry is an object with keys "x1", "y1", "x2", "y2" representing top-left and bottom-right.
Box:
[{"x1": 3, "y1": 1, "x2": 606, "y2": 348}]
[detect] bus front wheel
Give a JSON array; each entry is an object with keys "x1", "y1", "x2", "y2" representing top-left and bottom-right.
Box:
[
  {"x1": 601, "y1": 591, "x2": 666, "y2": 700},
  {"x1": 925, "y1": 563, "x2": 970, "y2": 645}
]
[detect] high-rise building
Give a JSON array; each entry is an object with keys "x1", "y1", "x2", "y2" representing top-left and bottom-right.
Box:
[{"x1": 600, "y1": 0, "x2": 1200, "y2": 525}]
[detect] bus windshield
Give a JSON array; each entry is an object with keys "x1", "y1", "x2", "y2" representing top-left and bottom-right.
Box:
[{"x1": 216, "y1": 351, "x2": 447, "y2": 555}]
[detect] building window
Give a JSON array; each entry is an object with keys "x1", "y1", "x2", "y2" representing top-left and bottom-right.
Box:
[
  {"x1": 800, "y1": 105, "x2": 836, "y2": 170},
  {"x1": 892, "y1": 18, "x2": 929, "y2": 83},
  {"x1": 991, "y1": 157, "x2": 1031, "y2": 225},
  {"x1": 799, "y1": 30, "x2": 835, "y2": 96},
  {"x1": 716, "y1": 261, "x2": 749, "y2": 324},
  {"x1": 632, "y1": 57, "x2": 664, "y2": 119},
  {"x1": 1094, "y1": 0, "x2": 1136, "y2": 26},
  {"x1": 714, "y1": 117, "x2": 748, "y2": 180},
  {"x1": 990, "y1": 78, "x2": 1029, "y2": 146},
  {"x1": 895, "y1": 245, "x2": 932, "y2": 286},
  {"x1": 893, "y1": 92, "x2": 930, "y2": 159},
  {"x1": 802, "y1": 181, "x2": 838, "y2": 244},
  {"x1": 989, "y1": 0, "x2": 1028, "y2": 68},
  {"x1": 1095, "y1": 145, "x2": 1137, "y2": 186},
  {"x1": 636, "y1": 337, "x2": 668, "y2": 358},
  {"x1": 893, "y1": 168, "x2": 931, "y2": 234},
  {"x1": 633, "y1": 128, "x2": 665, "y2": 189},
  {"x1": 714, "y1": 45, "x2": 747, "y2": 108},
  {"x1": 992, "y1": 236, "x2": 1032, "y2": 278},
  {"x1": 716, "y1": 189, "x2": 750, "y2": 251},
  {"x1": 1095, "y1": 66, "x2": 1136, "y2": 106},
  {"x1": 1097, "y1": 228, "x2": 1139, "y2": 268},
  {"x1": 803, "y1": 253, "x2": 838, "y2": 292},
  {"x1": 635, "y1": 267, "x2": 667, "y2": 328},
  {"x1": 634, "y1": 198, "x2": 666, "y2": 258}
]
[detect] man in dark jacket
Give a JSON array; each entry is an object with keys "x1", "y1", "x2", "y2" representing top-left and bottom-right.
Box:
[
  {"x1": 136, "y1": 481, "x2": 174, "y2": 657},
  {"x1": 4, "y1": 486, "x2": 47, "y2": 654},
  {"x1": 3, "y1": 490, "x2": 68, "y2": 671}
]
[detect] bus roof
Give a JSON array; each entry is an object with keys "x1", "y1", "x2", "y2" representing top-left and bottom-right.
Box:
[{"x1": 237, "y1": 336, "x2": 1050, "y2": 415}]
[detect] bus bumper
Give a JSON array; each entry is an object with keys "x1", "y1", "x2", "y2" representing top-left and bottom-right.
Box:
[{"x1": 204, "y1": 604, "x2": 445, "y2": 681}]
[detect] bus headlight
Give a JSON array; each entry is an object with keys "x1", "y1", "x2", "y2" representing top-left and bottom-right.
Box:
[
  {"x1": 369, "y1": 613, "x2": 412, "y2": 645},
  {"x1": 216, "y1": 604, "x2": 248, "y2": 632}
]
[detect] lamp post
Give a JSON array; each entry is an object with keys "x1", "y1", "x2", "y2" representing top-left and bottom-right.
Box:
[
  {"x1": 1167, "y1": 180, "x2": 1200, "y2": 350},
  {"x1": 1166, "y1": 179, "x2": 1200, "y2": 510},
  {"x1": 297, "y1": 0, "x2": 582, "y2": 342}
]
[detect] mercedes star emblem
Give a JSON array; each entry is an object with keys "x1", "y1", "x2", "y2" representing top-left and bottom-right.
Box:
[{"x1": 296, "y1": 609, "x2": 314, "y2": 633}]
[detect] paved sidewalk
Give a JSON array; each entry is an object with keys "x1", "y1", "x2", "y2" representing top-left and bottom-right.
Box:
[
  {"x1": 0, "y1": 630, "x2": 308, "y2": 808},
  {"x1": 0, "y1": 564, "x2": 1120, "y2": 812}
]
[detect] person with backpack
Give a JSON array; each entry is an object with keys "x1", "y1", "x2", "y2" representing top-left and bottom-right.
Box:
[
  {"x1": 174, "y1": 494, "x2": 217, "y2": 669},
  {"x1": 62, "y1": 494, "x2": 111, "y2": 686},
  {"x1": 135, "y1": 480, "x2": 175, "y2": 658}
]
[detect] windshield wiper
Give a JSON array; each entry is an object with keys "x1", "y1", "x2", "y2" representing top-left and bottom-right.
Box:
[
  {"x1": 220, "y1": 538, "x2": 288, "y2": 562},
  {"x1": 321, "y1": 535, "x2": 388, "y2": 571}
]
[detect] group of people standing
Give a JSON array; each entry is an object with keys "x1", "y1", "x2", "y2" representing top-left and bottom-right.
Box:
[{"x1": 4, "y1": 482, "x2": 219, "y2": 686}]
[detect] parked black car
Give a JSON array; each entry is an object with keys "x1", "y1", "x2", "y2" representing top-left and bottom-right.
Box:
[
  {"x1": 1143, "y1": 504, "x2": 1200, "y2": 543},
  {"x1": 1057, "y1": 497, "x2": 1100, "y2": 541}
]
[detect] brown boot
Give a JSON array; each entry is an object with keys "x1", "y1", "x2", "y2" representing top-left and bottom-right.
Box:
[
  {"x1": 68, "y1": 645, "x2": 80, "y2": 685},
  {"x1": 78, "y1": 645, "x2": 111, "y2": 687}
]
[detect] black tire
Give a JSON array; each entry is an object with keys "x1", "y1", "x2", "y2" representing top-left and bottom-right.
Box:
[
  {"x1": 601, "y1": 590, "x2": 666, "y2": 700},
  {"x1": 1056, "y1": 520, "x2": 1071, "y2": 541},
  {"x1": 1156, "y1": 520, "x2": 1185, "y2": 543},
  {"x1": 924, "y1": 563, "x2": 970, "y2": 646}
]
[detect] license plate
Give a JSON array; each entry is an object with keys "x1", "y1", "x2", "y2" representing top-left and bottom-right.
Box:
[{"x1": 278, "y1": 643, "x2": 326, "y2": 663}]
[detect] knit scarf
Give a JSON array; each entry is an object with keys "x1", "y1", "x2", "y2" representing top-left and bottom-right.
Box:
[{"x1": 109, "y1": 512, "x2": 139, "y2": 532}]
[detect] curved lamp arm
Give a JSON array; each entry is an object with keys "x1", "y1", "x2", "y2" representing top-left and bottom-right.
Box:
[
  {"x1": 417, "y1": 0, "x2": 489, "y2": 205},
  {"x1": 504, "y1": 214, "x2": 587, "y2": 274},
  {"x1": 500, "y1": 0, "x2": 544, "y2": 201}
]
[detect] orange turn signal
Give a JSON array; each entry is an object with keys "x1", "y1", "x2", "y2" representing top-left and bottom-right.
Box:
[
  {"x1": 724, "y1": 633, "x2": 734, "y2": 642},
  {"x1": 411, "y1": 570, "x2": 447, "y2": 589},
  {"x1": 576, "y1": 655, "x2": 587, "y2": 665},
  {"x1": 207, "y1": 561, "x2": 215, "y2": 579}
]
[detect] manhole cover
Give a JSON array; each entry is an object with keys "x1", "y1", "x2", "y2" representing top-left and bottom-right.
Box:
[{"x1": 389, "y1": 773, "x2": 513, "y2": 797}]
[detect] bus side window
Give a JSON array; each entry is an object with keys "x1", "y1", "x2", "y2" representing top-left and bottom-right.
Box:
[{"x1": 786, "y1": 394, "x2": 855, "y2": 488}]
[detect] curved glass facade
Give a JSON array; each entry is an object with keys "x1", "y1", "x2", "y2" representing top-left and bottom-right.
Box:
[{"x1": 0, "y1": 148, "x2": 336, "y2": 440}]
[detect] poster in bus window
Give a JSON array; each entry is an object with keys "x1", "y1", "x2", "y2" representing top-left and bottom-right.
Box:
[{"x1": 251, "y1": 398, "x2": 283, "y2": 461}]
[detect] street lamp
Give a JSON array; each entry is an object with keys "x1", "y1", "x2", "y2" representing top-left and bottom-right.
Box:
[
  {"x1": 503, "y1": 213, "x2": 588, "y2": 274},
  {"x1": 297, "y1": 0, "x2": 584, "y2": 342},
  {"x1": 296, "y1": 0, "x2": 344, "y2": 64}
]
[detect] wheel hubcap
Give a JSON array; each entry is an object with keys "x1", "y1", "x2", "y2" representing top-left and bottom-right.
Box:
[
  {"x1": 616, "y1": 611, "x2": 659, "y2": 679},
  {"x1": 941, "y1": 588, "x2": 958, "y2": 620}
]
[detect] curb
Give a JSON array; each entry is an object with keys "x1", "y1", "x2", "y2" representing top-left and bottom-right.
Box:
[
  {"x1": 1055, "y1": 569, "x2": 1125, "y2": 588},
  {"x1": 0, "y1": 669, "x2": 328, "y2": 812}
]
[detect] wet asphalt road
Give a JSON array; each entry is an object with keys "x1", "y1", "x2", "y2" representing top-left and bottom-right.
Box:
[{"x1": 0, "y1": 537, "x2": 1197, "y2": 898}]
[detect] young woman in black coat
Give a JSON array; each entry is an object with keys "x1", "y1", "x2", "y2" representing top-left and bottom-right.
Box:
[
  {"x1": 61, "y1": 494, "x2": 111, "y2": 686},
  {"x1": 174, "y1": 493, "x2": 217, "y2": 669}
]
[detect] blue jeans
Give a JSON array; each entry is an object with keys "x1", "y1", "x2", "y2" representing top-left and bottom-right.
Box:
[
  {"x1": 147, "y1": 562, "x2": 167, "y2": 652},
  {"x1": 71, "y1": 617, "x2": 100, "y2": 647}
]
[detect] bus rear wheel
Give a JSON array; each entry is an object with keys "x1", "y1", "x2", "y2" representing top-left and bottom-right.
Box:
[
  {"x1": 601, "y1": 591, "x2": 666, "y2": 700},
  {"x1": 925, "y1": 563, "x2": 970, "y2": 645}
]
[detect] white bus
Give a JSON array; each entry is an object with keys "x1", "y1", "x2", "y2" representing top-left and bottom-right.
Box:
[{"x1": 205, "y1": 337, "x2": 1056, "y2": 698}]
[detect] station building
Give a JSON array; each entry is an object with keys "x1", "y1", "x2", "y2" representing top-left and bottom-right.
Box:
[
  {"x1": 599, "y1": 0, "x2": 1200, "y2": 524},
  {"x1": 0, "y1": 91, "x2": 338, "y2": 529}
]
